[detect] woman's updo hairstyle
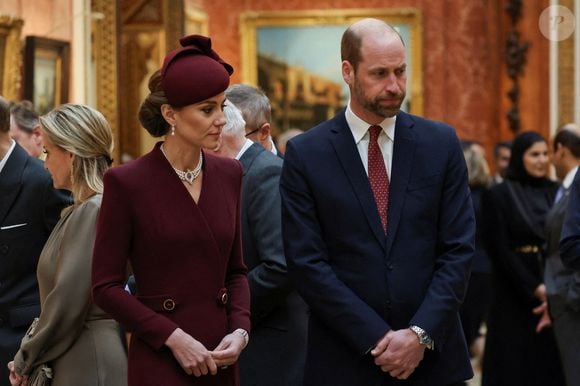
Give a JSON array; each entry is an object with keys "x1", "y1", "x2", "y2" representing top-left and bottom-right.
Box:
[
  {"x1": 138, "y1": 70, "x2": 170, "y2": 137},
  {"x1": 40, "y1": 104, "x2": 113, "y2": 202}
]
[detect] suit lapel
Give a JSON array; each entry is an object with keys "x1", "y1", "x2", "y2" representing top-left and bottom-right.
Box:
[
  {"x1": 329, "y1": 114, "x2": 386, "y2": 248},
  {"x1": 385, "y1": 112, "x2": 416, "y2": 257},
  {"x1": 0, "y1": 144, "x2": 28, "y2": 225}
]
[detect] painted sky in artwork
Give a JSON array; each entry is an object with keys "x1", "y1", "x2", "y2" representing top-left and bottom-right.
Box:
[{"x1": 257, "y1": 24, "x2": 412, "y2": 100}]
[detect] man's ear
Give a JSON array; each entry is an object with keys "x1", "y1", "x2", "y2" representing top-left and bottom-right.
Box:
[
  {"x1": 160, "y1": 104, "x2": 177, "y2": 126},
  {"x1": 258, "y1": 122, "x2": 271, "y2": 142},
  {"x1": 31, "y1": 125, "x2": 43, "y2": 145},
  {"x1": 342, "y1": 60, "x2": 354, "y2": 85}
]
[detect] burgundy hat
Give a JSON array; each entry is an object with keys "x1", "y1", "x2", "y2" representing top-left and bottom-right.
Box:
[{"x1": 161, "y1": 35, "x2": 233, "y2": 107}]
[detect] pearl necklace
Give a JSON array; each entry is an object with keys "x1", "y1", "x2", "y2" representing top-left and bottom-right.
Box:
[{"x1": 160, "y1": 144, "x2": 203, "y2": 185}]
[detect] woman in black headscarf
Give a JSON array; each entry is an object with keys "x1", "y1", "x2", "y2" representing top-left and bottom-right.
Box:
[{"x1": 481, "y1": 131, "x2": 564, "y2": 386}]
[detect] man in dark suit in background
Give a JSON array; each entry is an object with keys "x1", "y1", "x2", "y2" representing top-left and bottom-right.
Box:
[
  {"x1": 280, "y1": 19, "x2": 475, "y2": 385},
  {"x1": 226, "y1": 84, "x2": 282, "y2": 158},
  {"x1": 545, "y1": 126, "x2": 580, "y2": 386},
  {"x1": 0, "y1": 96, "x2": 71, "y2": 386},
  {"x1": 213, "y1": 100, "x2": 307, "y2": 386}
]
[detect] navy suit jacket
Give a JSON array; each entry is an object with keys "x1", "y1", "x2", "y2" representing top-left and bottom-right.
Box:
[
  {"x1": 0, "y1": 143, "x2": 70, "y2": 386},
  {"x1": 280, "y1": 111, "x2": 475, "y2": 385},
  {"x1": 561, "y1": 169, "x2": 580, "y2": 269}
]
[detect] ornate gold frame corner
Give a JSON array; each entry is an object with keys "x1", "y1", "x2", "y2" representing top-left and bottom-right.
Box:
[
  {"x1": 0, "y1": 15, "x2": 24, "y2": 100},
  {"x1": 240, "y1": 8, "x2": 423, "y2": 116}
]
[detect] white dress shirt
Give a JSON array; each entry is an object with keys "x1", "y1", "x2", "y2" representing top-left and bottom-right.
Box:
[
  {"x1": 345, "y1": 103, "x2": 396, "y2": 177},
  {"x1": 0, "y1": 139, "x2": 16, "y2": 174}
]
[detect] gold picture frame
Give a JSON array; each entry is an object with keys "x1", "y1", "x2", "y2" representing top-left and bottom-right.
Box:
[
  {"x1": 0, "y1": 15, "x2": 24, "y2": 100},
  {"x1": 240, "y1": 9, "x2": 423, "y2": 133}
]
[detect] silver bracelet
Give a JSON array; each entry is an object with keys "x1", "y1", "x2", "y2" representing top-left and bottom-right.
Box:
[{"x1": 234, "y1": 328, "x2": 249, "y2": 347}]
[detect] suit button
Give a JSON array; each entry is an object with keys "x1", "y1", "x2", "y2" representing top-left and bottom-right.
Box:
[
  {"x1": 387, "y1": 263, "x2": 394, "y2": 270},
  {"x1": 0, "y1": 244, "x2": 8, "y2": 255}
]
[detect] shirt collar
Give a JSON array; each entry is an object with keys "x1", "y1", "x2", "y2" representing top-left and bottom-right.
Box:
[
  {"x1": 235, "y1": 138, "x2": 254, "y2": 160},
  {"x1": 0, "y1": 139, "x2": 16, "y2": 174},
  {"x1": 345, "y1": 102, "x2": 396, "y2": 144},
  {"x1": 563, "y1": 166, "x2": 579, "y2": 189}
]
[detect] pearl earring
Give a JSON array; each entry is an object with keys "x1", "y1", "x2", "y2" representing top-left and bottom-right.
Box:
[{"x1": 171, "y1": 125, "x2": 175, "y2": 136}]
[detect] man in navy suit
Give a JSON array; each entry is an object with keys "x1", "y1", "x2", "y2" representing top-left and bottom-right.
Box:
[
  {"x1": 561, "y1": 168, "x2": 580, "y2": 270},
  {"x1": 0, "y1": 96, "x2": 70, "y2": 386},
  {"x1": 213, "y1": 100, "x2": 307, "y2": 385},
  {"x1": 280, "y1": 19, "x2": 475, "y2": 385}
]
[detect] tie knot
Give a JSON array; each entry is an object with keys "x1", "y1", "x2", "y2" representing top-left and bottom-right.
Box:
[{"x1": 369, "y1": 125, "x2": 382, "y2": 142}]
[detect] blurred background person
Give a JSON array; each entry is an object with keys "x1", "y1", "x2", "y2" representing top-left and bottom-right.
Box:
[
  {"x1": 459, "y1": 142, "x2": 492, "y2": 371},
  {"x1": 8, "y1": 101, "x2": 43, "y2": 159},
  {"x1": 92, "y1": 35, "x2": 250, "y2": 386},
  {"x1": 544, "y1": 125, "x2": 580, "y2": 386},
  {"x1": 7, "y1": 104, "x2": 127, "y2": 386},
  {"x1": 492, "y1": 141, "x2": 511, "y2": 185},
  {"x1": 226, "y1": 84, "x2": 281, "y2": 157},
  {"x1": 482, "y1": 131, "x2": 564, "y2": 386},
  {"x1": 276, "y1": 128, "x2": 303, "y2": 155},
  {"x1": 0, "y1": 96, "x2": 71, "y2": 386},
  {"x1": 212, "y1": 101, "x2": 307, "y2": 386}
]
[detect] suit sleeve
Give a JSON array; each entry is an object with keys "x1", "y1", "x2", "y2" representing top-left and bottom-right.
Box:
[
  {"x1": 224, "y1": 162, "x2": 251, "y2": 333},
  {"x1": 408, "y1": 132, "x2": 475, "y2": 347},
  {"x1": 281, "y1": 141, "x2": 390, "y2": 355},
  {"x1": 92, "y1": 171, "x2": 179, "y2": 350},
  {"x1": 561, "y1": 169, "x2": 580, "y2": 270},
  {"x1": 245, "y1": 163, "x2": 291, "y2": 324},
  {"x1": 14, "y1": 201, "x2": 98, "y2": 375}
]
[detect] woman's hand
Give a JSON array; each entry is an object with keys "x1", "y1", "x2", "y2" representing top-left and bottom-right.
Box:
[
  {"x1": 7, "y1": 361, "x2": 27, "y2": 386},
  {"x1": 532, "y1": 301, "x2": 552, "y2": 333},
  {"x1": 534, "y1": 284, "x2": 547, "y2": 303},
  {"x1": 211, "y1": 329, "x2": 247, "y2": 368},
  {"x1": 165, "y1": 328, "x2": 217, "y2": 377}
]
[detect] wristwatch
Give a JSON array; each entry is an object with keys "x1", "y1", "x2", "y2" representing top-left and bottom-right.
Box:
[{"x1": 409, "y1": 325, "x2": 435, "y2": 350}]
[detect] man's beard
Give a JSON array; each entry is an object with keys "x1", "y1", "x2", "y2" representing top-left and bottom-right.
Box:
[{"x1": 354, "y1": 79, "x2": 405, "y2": 118}]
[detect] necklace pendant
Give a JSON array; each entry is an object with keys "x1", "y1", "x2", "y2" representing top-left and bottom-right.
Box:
[{"x1": 184, "y1": 170, "x2": 195, "y2": 185}]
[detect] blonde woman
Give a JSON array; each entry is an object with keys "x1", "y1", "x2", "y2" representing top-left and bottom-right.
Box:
[{"x1": 7, "y1": 104, "x2": 127, "y2": 386}]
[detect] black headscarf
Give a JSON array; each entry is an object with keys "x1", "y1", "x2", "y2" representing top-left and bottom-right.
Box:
[
  {"x1": 505, "y1": 131, "x2": 551, "y2": 186},
  {"x1": 504, "y1": 131, "x2": 557, "y2": 239}
]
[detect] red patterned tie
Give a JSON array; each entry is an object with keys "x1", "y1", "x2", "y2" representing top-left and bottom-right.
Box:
[{"x1": 368, "y1": 125, "x2": 389, "y2": 233}]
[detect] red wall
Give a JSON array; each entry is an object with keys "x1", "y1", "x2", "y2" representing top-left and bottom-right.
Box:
[{"x1": 200, "y1": 0, "x2": 550, "y2": 158}]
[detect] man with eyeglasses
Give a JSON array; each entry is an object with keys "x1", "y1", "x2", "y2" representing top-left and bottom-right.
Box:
[{"x1": 226, "y1": 84, "x2": 282, "y2": 158}]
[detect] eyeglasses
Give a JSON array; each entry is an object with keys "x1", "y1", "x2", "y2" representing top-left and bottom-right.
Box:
[{"x1": 245, "y1": 123, "x2": 265, "y2": 138}]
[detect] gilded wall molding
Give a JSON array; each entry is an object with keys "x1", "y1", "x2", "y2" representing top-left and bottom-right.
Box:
[
  {"x1": 92, "y1": 0, "x2": 120, "y2": 163},
  {"x1": 0, "y1": 16, "x2": 24, "y2": 100}
]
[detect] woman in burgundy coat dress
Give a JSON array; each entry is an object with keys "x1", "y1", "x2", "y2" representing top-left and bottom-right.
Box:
[{"x1": 91, "y1": 35, "x2": 251, "y2": 386}]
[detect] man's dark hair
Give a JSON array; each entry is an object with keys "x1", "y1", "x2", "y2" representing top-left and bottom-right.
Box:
[
  {"x1": 554, "y1": 128, "x2": 580, "y2": 158},
  {"x1": 0, "y1": 96, "x2": 10, "y2": 133},
  {"x1": 493, "y1": 140, "x2": 511, "y2": 159},
  {"x1": 10, "y1": 100, "x2": 39, "y2": 134}
]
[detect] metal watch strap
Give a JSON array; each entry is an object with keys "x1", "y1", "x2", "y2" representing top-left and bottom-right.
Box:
[{"x1": 409, "y1": 325, "x2": 434, "y2": 350}]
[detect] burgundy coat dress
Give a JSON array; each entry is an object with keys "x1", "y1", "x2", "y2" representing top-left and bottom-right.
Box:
[{"x1": 92, "y1": 143, "x2": 250, "y2": 386}]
